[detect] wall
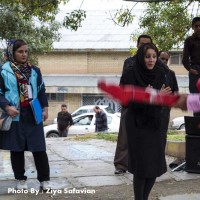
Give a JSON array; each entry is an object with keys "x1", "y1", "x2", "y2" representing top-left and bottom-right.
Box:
[
  {"x1": 38, "y1": 51, "x2": 129, "y2": 74},
  {"x1": 38, "y1": 50, "x2": 190, "y2": 124},
  {"x1": 170, "y1": 65, "x2": 188, "y2": 76}
]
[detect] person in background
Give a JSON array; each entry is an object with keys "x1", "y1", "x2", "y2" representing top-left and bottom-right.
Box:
[
  {"x1": 93, "y1": 106, "x2": 108, "y2": 132},
  {"x1": 159, "y1": 51, "x2": 170, "y2": 66},
  {"x1": 120, "y1": 43, "x2": 171, "y2": 200},
  {"x1": 182, "y1": 16, "x2": 200, "y2": 116},
  {"x1": 114, "y1": 35, "x2": 152, "y2": 175},
  {"x1": 0, "y1": 39, "x2": 50, "y2": 190},
  {"x1": 159, "y1": 51, "x2": 179, "y2": 147},
  {"x1": 57, "y1": 104, "x2": 73, "y2": 137}
]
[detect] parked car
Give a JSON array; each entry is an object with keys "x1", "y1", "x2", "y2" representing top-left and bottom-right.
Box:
[
  {"x1": 169, "y1": 116, "x2": 185, "y2": 130},
  {"x1": 53, "y1": 105, "x2": 120, "y2": 123},
  {"x1": 45, "y1": 112, "x2": 120, "y2": 138}
]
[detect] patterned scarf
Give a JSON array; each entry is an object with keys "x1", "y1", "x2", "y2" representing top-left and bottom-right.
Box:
[{"x1": 7, "y1": 39, "x2": 32, "y2": 108}]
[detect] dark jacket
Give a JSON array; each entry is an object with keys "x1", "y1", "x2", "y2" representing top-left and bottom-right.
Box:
[
  {"x1": 182, "y1": 33, "x2": 200, "y2": 71},
  {"x1": 95, "y1": 111, "x2": 108, "y2": 132},
  {"x1": 57, "y1": 111, "x2": 73, "y2": 131}
]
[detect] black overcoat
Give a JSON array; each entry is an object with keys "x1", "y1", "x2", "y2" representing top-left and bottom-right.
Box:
[{"x1": 120, "y1": 65, "x2": 167, "y2": 178}]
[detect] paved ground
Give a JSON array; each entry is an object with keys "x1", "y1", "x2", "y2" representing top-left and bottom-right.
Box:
[{"x1": 0, "y1": 137, "x2": 200, "y2": 200}]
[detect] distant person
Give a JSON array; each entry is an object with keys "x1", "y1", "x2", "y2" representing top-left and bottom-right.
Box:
[
  {"x1": 114, "y1": 35, "x2": 153, "y2": 175},
  {"x1": 93, "y1": 106, "x2": 108, "y2": 132},
  {"x1": 159, "y1": 51, "x2": 179, "y2": 147},
  {"x1": 182, "y1": 16, "x2": 200, "y2": 116},
  {"x1": 159, "y1": 51, "x2": 170, "y2": 66},
  {"x1": 57, "y1": 104, "x2": 73, "y2": 137}
]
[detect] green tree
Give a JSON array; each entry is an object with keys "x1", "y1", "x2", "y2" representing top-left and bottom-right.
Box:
[
  {"x1": 115, "y1": 0, "x2": 200, "y2": 51},
  {"x1": 0, "y1": 0, "x2": 69, "y2": 63},
  {"x1": 0, "y1": 0, "x2": 88, "y2": 63},
  {"x1": 138, "y1": 0, "x2": 193, "y2": 50},
  {"x1": 2, "y1": 0, "x2": 199, "y2": 62}
]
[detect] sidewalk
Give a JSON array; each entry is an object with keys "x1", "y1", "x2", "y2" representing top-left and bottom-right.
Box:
[{"x1": 0, "y1": 137, "x2": 200, "y2": 200}]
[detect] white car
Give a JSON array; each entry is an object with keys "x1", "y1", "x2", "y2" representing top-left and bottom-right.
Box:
[
  {"x1": 45, "y1": 112, "x2": 120, "y2": 137},
  {"x1": 169, "y1": 116, "x2": 185, "y2": 130},
  {"x1": 53, "y1": 105, "x2": 120, "y2": 123}
]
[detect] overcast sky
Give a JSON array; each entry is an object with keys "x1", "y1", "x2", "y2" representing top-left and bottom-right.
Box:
[
  {"x1": 58, "y1": 0, "x2": 145, "y2": 26},
  {"x1": 60, "y1": 0, "x2": 144, "y2": 11}
]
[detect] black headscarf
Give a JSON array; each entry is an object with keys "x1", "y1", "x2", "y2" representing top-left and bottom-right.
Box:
[
  {"x1": 132, "y1": 43, "x2": 164, "y2": 128},
  {"x1": 134, "y1": 43, "x2": 162, "y2": 88}
]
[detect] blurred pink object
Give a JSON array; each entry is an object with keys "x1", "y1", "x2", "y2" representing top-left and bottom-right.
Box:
[{"x1": 187, "y1": 94, "x2": 200, "y2": 112}]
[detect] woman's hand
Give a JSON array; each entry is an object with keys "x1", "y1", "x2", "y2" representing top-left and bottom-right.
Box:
[
  {"x1": 4, "y1": 105, "x2": 19, "y2": 118},
  {"x1": 42, "y1": 107, "x2": 48, "y2": 121},
  {"x1": 172, "y1": 94, "x2": 187, "y2": 110},
  {"x1": 160, "y1": 84, "x2": 172, "y2": 94},
  {"x1": 146, "y1": 84, "x2": 152, "y2": 88}
]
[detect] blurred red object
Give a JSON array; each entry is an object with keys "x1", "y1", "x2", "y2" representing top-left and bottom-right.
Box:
[
  {"x1": 98, "y1": 81, "x2": 180, "y2": 107},
  {"x1": 196, "y1": 79, "x2": 200, "y2": 92}
]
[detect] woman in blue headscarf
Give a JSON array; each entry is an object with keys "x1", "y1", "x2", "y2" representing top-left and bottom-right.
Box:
[{"x1": 0, "y1": 39, "x2": 50, "y2": 190}]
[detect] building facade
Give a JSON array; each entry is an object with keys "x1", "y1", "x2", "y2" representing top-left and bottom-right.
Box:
[{"x1": 36, "y1": 10, "x2": 189, "y2": 124}]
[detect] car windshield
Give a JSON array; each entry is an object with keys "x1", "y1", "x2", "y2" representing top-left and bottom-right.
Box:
[
  {"x1": 71, "y1": 110, "x2": 87, "y2": 117},
  {"x1": 73, "y1": 115, "x2": 93, "y2": 125},
  {"x1": 105, "y1": 106, "x2": 115, "y2": 114}
]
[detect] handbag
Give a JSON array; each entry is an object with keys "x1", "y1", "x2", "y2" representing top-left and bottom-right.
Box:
[{"x1": 0, "y1": 108, "x2": 12, "y2": 131}]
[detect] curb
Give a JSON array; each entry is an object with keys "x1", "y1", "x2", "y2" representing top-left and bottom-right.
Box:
[{"x1": 165, "y1": 141, "x2": 185, "y2": 159}]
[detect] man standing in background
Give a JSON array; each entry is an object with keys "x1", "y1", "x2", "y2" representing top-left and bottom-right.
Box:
[
  {"x1": 93, "y1": 106, "x2": 108, "y2": 132},
  {"x1": 159, "y1": 51, "x2": 179, "y2": 147},
  {"x1": 182, "y1": 17, "x2": 200, "y2": 116},
  {"x1": 57, "y1": 104, "x2": 73, "y2": 137}
]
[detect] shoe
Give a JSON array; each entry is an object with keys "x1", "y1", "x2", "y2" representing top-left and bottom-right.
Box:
[
  {"x1": 16, "y1": 180, "x2": 28, "y2": 190},
  {"x1": 40, "y1": 181, "x2": 51, "y2": 190},
  {"x1": 114, "y1": 169, "x2": 126, "y2": 175}
]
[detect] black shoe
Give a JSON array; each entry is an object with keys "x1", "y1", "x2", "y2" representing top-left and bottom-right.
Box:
[{"x1": 114, "y1": 169, "x2": 126, "y2": 175}]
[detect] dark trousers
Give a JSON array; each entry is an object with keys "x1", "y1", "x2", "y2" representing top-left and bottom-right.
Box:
[
  {"x1": 189, "y1": 65, "x2": 200, "y2": 116},
  {"x1": 114, "y1": 107, "x2": 128, "y2": 171},
  {"x1": 10, "y1": 151, "x2": 50, "y2": 182},
  {"x1": 133, "y1": 176, "x2": 156, "y2": 200},
  {"x1": 59, "y1": 129, "x2": 69, "y2": 137}
]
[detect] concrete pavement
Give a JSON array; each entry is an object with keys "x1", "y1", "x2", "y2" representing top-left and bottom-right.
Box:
[{"x1": 0, "y1": 137, "x2": 200, "y2": 199}]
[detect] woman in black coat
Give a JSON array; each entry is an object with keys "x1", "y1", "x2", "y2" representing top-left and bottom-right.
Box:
[{"x1": 120, "y1": 43, "x2": 171, "y2": 200}]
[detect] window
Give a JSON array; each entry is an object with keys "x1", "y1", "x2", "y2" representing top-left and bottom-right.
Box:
[
  {"x1": 46, "y1": 93, "x2": 64, "y2": 101},
  {"x1": 105, "y1": 106, "x2": 115, "y2": 114},
  {"x1": 107, "y1": 116, "x2": 112, "y2": 124},
  {"x1": 73, "y1": 115, "x2": 93, "y2": 125},
  {"x1": 170, "y1": 53, "x2": 182, "y2": 65},
  {"x1": 72, "y1": 109, "x2": 88, "y2": 117},
  {"x1": 82, "y1": 95, "x2": 121, "y2": 112}
]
